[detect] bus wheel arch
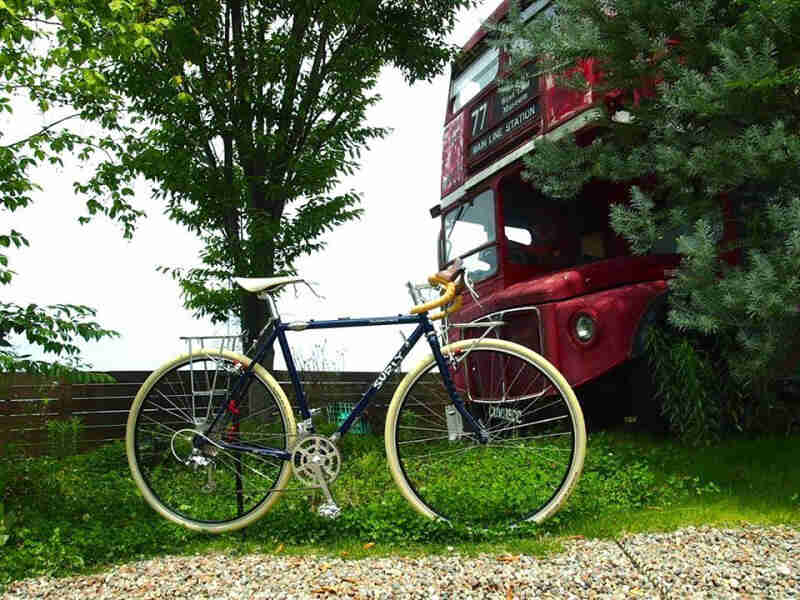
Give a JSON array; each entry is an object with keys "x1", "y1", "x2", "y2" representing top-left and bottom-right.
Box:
[{"x1": 627, "y1": 292, "x2": 670, "y2": 432}]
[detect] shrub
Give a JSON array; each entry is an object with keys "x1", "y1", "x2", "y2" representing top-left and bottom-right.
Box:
[
  {"x1": 46, "y1": 417, "x2": 84, "y2": 458},
  {"x1": 645, "y1": 327, "x2": 742, "y2": 444}
]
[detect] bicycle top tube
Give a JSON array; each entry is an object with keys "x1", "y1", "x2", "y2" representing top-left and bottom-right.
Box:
[
  {"x1": 279, "y1": 313, "x2": 427, "y2": 331},
  {"x1": 235, "y1": 258, "x2": 464, "y2": 330},
  {"x1": 223, "y1": 264, "x2": 466, "y2": 445}
]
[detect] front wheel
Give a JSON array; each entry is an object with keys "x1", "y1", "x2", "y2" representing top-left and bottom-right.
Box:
[
  {"x1": 385, "y1": 338, "x2": 586, "y2": 529},
  {"x1": 126, "y1": 350, "x2": 296, "y2": 533}
]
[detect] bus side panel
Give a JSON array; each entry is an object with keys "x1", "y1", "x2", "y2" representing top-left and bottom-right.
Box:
[
  {"x1": 441, "y1": 112, "x2": 466, "y2": 197},
  {"x1": 542, "y1": 59, "x2": 599, "y2": 132},
  {"x1": 550, "y1": 281, "x2": 668, "y2": 388}
]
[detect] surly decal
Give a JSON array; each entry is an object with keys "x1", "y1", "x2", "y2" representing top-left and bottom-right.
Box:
[
  {"x1": 489, "y1": 406, "x2": 523, "y2": 424},
  {"x1": 373, "y1": 346, "x2": 407, "y2": 391}
]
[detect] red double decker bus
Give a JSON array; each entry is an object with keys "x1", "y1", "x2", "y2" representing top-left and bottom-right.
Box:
[{"x1": 434, "y1": 0, "x2": 682, "y2": 423}]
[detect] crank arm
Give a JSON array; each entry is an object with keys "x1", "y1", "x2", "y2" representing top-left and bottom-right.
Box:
[{"x1": 310, "y1": 463, "x2": 341, "y2": 519}]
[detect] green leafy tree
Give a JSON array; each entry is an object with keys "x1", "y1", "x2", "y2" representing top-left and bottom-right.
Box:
[
  {"x1": 498, "y1": 0, "x2": 800, "y2": 402},
  {"x1": 0, "y1": 0, "x2": 173, "y2": 377},
  {"x1": 77, "y1": 0, "x2": 473, "y2": 354}
]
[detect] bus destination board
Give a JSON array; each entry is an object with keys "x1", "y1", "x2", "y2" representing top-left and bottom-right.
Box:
[{"x1": 468, "y1": 70, "x2": 540, "y2": 160}]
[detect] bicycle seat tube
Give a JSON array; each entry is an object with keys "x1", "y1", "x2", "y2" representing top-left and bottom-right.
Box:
[{"x1": 200, "y1": 318, "x2": 279, "y2": 438}]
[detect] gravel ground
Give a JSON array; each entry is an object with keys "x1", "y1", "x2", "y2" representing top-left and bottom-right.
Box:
[{"x1": 2, "y1": 525, "x2": 797, "y2": 599}]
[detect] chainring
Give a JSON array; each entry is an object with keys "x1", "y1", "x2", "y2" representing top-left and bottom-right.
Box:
[{"x1": 291, "y1": 435, "x2": 342, "y2": 488}]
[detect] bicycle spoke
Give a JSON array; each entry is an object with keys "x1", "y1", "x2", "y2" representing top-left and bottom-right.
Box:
[
  {"x1": 400, "y1": 443, "x2": 484, "y2": 460},
  {"x1": 391, "y1": 341, "x2": 584, "y2": 529},
  {"x1": 488, "y1": 413, "x2": 569, "y2": 436},
  {"x1": 153, "y1": 390, "x2": 195, "y2": 424},
  {"x1": 130, "y1": 351, "x2": 292, "y2": 529},
  {"x1": 398, "y1": 433, "x2": 452, "y2": 445},
  {"x1": 403, "y1": 393, "x2": 448, "y2": 426},
  {"x1": 489, "y1": 431, "x2": 573, "y2": 445},
  {"x1": 139, "y1": 413, "x2": 183, "y2": 436},
  {"x1": 397, "y1": 424, "x2": 448, "y2": 434}
]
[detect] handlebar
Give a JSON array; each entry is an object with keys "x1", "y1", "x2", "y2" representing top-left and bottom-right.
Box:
[
  {"x1": 410, "y1": 269, "x2": 464, "y2": 321},
  {"x1": 431, "y1": 293, "x2": 462, "y2": 321}
]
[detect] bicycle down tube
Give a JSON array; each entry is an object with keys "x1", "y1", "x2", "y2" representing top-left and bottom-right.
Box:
[{"x1": 204, "y1": 311, "x2": 486, "y2": 457}]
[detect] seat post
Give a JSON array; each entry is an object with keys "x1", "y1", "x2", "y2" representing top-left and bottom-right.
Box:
[{"x1": 259, "y1": 290, "x2": 282, "y2": 323}]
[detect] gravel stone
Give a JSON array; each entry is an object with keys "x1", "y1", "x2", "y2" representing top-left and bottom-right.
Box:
[
  {"x1": 619, "y1": 524, "x2": 799, "y2": 599},
  {"x1": 2, "y1": 525, "x2": 798, "y2": 599}
]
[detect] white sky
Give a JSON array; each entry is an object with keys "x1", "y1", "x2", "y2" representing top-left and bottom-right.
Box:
[{"x1": 3, "y1": 1, "x2": 497, "y2": 373}]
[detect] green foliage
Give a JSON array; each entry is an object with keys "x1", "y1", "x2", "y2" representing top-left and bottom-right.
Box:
[
  {"x1": 65, "y1": 0, "x2": 474, "y2": 346},
  {"x1": 498, "y1": 0, "x2": 800, "y2": 398},
  {"x1": 671, "y1": 195, "x2": 800, "y2": 388},
  {"x1": 0, "y1": 303, "x2": 118, "y2": 379},
  {"x1": 45, "y1": 417, "x2": 83, "y2": 458},
  {"x1": 0, "y1": 501, "x2": 12, "y2": 548},
  {"x1": 644, "y1": 327, "x2": 738, "y2": 444},
  {"x1": 1, "y1": 433, "x2": 798, "y2": 586},
  {"x1": 609, "y1": 187, "x2": 660, "y2": 255},
  {"x1": 0, "y1": 0, "x2": 175, "y2": 233},
  {"x1": 0, "y1": 1, "x2": 176, "y2": 377}
]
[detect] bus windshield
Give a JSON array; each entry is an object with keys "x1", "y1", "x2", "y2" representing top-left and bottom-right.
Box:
[{"x1": 443, "y1": 190, "x2": 497, "y2": 281}]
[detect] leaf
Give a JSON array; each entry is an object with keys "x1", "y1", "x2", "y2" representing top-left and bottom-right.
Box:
[
  {"x1": 311, "y1": 587, "x2": 338, "y2": 595},
  {"x1": 0, "y1": 0, "x2": 476, "y2": 355},
  {"x1": 275, "y1": 543, "x2": 284, "y2": 553},
  {"x1": 0, "y1": 0, "x2": 15, "y2": 17},
  {"x1": 497, "y1": 555, "x2": 519, "y2": 563}
]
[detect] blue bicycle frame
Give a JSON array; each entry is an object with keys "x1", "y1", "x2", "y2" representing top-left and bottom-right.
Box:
[{"x1": 200, "y1": 311, "x2": 487, "y2": 460}]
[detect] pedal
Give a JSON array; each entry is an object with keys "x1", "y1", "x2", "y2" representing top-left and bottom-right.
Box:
[{"x1": 317, "y1": 501, "x2": 341, "y2": 519}]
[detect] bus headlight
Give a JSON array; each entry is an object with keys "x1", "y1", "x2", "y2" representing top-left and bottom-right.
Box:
[{"x1": 574, "y1": 313, "x2": 596, "y2": 343}]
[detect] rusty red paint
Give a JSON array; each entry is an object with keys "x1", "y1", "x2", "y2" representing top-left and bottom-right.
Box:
[{"x1": 437, "y1": 2, "x2": 686, "y2": 393}]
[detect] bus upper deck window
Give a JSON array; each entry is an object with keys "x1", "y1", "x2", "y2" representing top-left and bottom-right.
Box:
[{"x1": 450, "y1": 47, "x2": 500, "y2": 113}]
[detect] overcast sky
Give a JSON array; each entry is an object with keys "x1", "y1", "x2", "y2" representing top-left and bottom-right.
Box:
[{"x1": 3, "y1": 1, "x2": 497, "y2": 373}]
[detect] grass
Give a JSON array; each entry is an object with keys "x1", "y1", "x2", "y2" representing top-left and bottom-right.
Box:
[{"x1": 0, "y1": 429, "x2": 798, "y2": 589}]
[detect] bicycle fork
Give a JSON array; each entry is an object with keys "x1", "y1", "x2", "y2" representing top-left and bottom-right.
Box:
[{"x1": 426, "y1": 330, "x2": 489, "y2": 444}]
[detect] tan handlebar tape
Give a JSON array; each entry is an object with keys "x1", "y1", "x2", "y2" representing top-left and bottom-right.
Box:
[
  {"x1": 409, "y1": 276, "x2": 456, "y2": 315},
  {"x1": 430, "y1": 294, "x2": 463, "y2": 321}
]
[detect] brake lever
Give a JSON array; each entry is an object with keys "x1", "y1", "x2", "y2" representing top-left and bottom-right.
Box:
[{"x1": 463, "y1": 271, "x2": 482, "y2": 308}]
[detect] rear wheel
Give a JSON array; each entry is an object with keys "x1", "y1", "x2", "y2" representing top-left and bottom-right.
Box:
[
  {"x1": 385, "y1": 338, "x2": 585, "y2": 529},
  {"x1": 126, "y1": 350, "x2": 296, "y2": 533}
]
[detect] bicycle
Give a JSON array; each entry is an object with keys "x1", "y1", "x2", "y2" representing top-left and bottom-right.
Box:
[{"x1": 125, "y1": 263, "x2": 586, "y2": 533}]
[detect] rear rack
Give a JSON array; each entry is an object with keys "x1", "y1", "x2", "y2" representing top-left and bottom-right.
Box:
[{"x1": 179, "y1": 335, "x2": 246, "y2": 423}]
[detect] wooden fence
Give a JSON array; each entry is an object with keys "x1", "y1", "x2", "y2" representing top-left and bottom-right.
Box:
[{"x1": 0, "y1": 370, "x2": 435, "y2": 457}]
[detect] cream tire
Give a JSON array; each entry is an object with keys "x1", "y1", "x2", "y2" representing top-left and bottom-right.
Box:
[
  {"x1": 126, "y1": 350, "x2": 296, "y2": 533},
  {"x1": 384, "y1": 338, "x2": 586, "y2": 526}
]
